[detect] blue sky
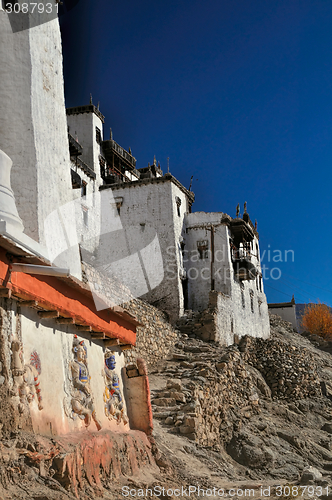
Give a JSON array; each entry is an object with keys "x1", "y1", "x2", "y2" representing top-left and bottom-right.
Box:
[{"x1": 60, "y1": 0, "x2": 332, "y2": 306}]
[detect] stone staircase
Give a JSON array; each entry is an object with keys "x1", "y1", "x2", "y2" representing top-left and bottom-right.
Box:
[{"x1": 176, "y1": 309, "x2": 217, "y2": 341}]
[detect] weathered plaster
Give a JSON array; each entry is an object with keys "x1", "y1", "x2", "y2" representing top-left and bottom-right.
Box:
[
  {"x1": 0, "y1": 14, "x2": 81, "y2": 277},
  {"x1": 18, "y1": 305, "x2": 129, "y2": 436}
]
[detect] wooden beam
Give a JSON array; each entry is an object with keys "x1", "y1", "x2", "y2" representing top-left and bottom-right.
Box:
[
  {"x1": 0, "y1": 289, "x2": 11, "y2": 298},
  {"x1": 120, "y1": 344, "x2": 133, "y2": 351},
  {"x1": 104, "y1": 338, "x2": 120, "y2": 347},
  {"x1": 75, "y1": 325, "x2": 92, "y2": 332},
  {"x1": 56, "y1": 317, "x2": 74, "y2": 325},
  {"x1": 91, "y1": 332, "x2": 105, "y2": 339},
  {"x1": 38, "y1": 310, "x2": 59, "y2": 319},
  {"x1": 19, "y1": 300, "x2": 38, "y2": 307},
  {"x1": 112, "y1": 305, "x2": 123, "y2": 313}
]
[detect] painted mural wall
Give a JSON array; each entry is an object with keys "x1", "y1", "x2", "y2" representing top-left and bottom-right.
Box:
[{"x1": 1, "y1": 301, "x2": 132, "y2": 437}]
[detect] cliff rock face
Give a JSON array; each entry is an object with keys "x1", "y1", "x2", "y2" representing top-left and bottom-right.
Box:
[{"x1": 0, "y1": 429, "x2": 158, "y2": 499}]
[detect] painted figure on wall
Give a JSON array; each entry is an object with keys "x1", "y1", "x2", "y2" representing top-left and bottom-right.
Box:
[
  {"x1": 103, "y1": 349, "x2": 128, "y2": 425},
  {"x1": 65, "y1": 335, "x2": 102, "y2": 431},
  {"x1": 11, "y1": 341, "x2": 43, "y2": 412}
]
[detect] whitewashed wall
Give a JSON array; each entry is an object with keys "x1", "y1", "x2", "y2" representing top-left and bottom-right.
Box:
[
  {"x1": 96, "y1": 179, "x2": 189, "y2": 321},
  {"x1": 183, "y1": 212, "x2": 270, "y2": 342},
  {"x1": 184, "y1": 213, "x2": 231, "y2": 311},
  {"x1": 0, "y1": 14, "x2": 81, "y2": 277},
  {"x1": 67, "y1": 111, "x2": 104, "y2": 175},
  {"x1": 19, "y1": 305, "x2": 129, "y2": 437}
]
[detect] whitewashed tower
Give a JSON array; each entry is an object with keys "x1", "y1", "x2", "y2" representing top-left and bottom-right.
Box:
[{"x1": 0, "y1": 8, "x2": 81, "y2": 276}]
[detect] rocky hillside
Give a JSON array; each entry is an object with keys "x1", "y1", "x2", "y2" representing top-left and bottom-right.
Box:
[
  {"x1": 148, "y1": 314, "x2": 332, "y2": 497},
  {"x1": 1, "y1": 314, "x2": 332, "y2": 499}
]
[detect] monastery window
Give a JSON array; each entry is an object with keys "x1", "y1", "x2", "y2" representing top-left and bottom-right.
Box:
[
  {"x1": 259, "y1": 276, "x2": 262, "y2": 293},
  {"x1": 81, "y1": 181, "x2": 87, "y2": 198},
  {"x1": 175, "y1": 196, "x2": 182, "y2": 217},
  {"x1": 241, "y1": 289, "x2": 245, "y2": 309},
  {"x1": 256, "y1": 243, "x2": 259, "y2": 261},
  {"x1": 258, "y1": 299, "x2": 262, "y2": 316},
  {"x1": 99, "y1": 155, "x2": 106, "y2": 177},
  {"x1": 114, "y1": 197, "x2": 123, "y2": 216},
  {"x1": 250, "y1": 290, "x2": 254, "y2": 313},
  {"x1": 197, "y1": 240, "x2": 208, "y2": 259},
  {"x1": 96, "y1": 127, "x2": 102, "y2": 145}
]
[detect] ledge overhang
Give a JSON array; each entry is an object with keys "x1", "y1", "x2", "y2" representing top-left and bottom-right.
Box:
[{"x1": 0, "y1": 246, "x2": 138, "y2": 345}]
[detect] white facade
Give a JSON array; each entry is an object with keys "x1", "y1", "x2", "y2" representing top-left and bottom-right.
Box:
[
  {"x1": 63, "y1": 100, "x2": 270, "y2": 342},
  {"x1": 183, "y1": 212, "x2": 270, "y2": 343},
  {"x1": 94, "y1": 177, "x2": 191, "y2": 321}
]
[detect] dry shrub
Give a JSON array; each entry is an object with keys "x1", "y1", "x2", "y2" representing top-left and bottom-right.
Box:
[{"x1": 301, "y1": 302, "x2": 332, "y2": 339}]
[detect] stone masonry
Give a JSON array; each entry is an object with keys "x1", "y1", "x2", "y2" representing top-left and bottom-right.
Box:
[
  {"x1": 83, "y1": 262, "x2": 179, "y2": 367},
  {"x1": 150, "y1": 315, "x2": 322, "y2": 449}
]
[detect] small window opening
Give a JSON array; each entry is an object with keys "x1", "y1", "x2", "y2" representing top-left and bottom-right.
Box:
[
  {"x1": 250, "y1": 290, "x2": 254, "y2": 313},
  {"x1": 96, "y1": 127, "x2": 102, "y2": 145},
  {"x1": 258, "y1": 299, "x2": 262, "y2": 316},
  {"x1": 241, "y1": 289, "x2": 245, "y2": 308},
  {"x1": 175, "y1": 196, "x2": 182, "y2": 217},
  {"x1": 81, "y1": 181, "x2": 87, "y2": 197},
  {"x1": 99, "y1": 156, "x2": 106, "y2": 177},
  {"x1": 197, "y1": 240, "x2": 208, "y2": 259},
  {"x1": 114, "y1": 197, "x2": 123, "y2": 216}
]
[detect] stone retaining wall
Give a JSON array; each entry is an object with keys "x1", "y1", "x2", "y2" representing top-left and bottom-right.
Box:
[
  {"x1": 122, "y1": 299, "x2": 179, "y2": 367},
  {"x1": 83, "y1": 262, "x2": 179, "y2": 367},
  {"x1": 151, "y1": 322, "x2": 322, "y2": 449}
]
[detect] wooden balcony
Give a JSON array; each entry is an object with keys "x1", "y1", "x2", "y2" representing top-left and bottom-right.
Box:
[{"x1": 102, "y1": 139, "x2": 136, "y2": 171}]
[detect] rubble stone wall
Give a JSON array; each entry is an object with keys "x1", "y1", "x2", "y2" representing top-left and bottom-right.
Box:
[
  {"x1": 83, "y1": 262, "x2": 179, "y2": 367},
  {"x1": 151, "y1": 318, "x2": 322, "y2": 449},
  {"x1": 123, "y1": 299, "x2": 179, "y2": 367}
]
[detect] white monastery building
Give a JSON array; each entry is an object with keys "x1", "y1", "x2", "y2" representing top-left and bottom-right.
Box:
[{"x1": 66, "y1": 103, "x2": 270, "y2": 344}]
